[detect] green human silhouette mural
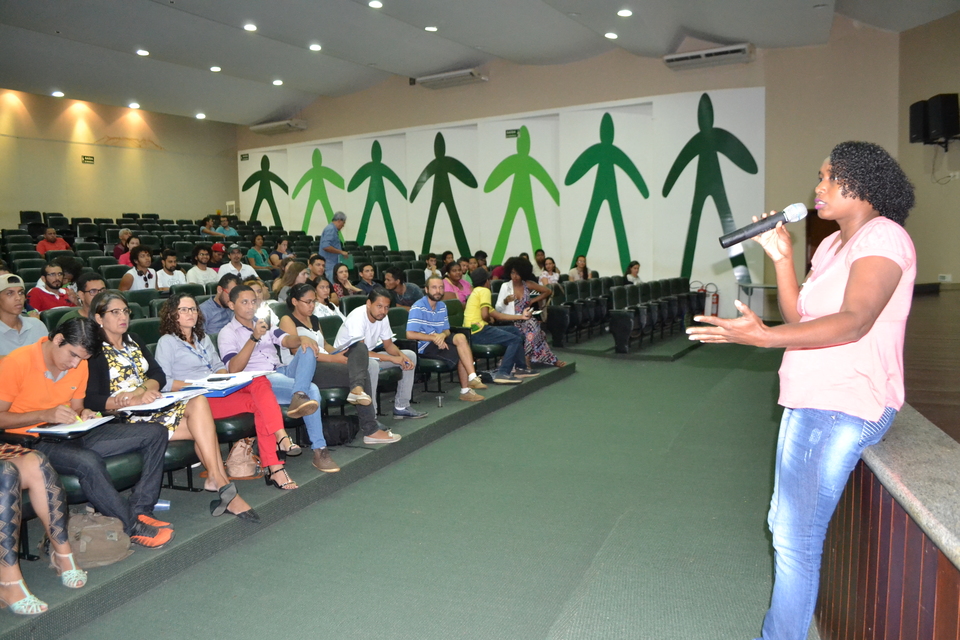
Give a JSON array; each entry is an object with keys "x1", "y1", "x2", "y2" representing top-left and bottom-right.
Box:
[
  {"x1": 292, "y1": 149, "x2": 345, "y2": 233},
  {"x1": 242, "y1": 156, "x2": 288, "y2": 227},
  {"x1": 565, "y1": 113, "x2": 648, "y2": 272},
  {"x1": 347, "y1": 141, "x2": 406, "y2": 250},
  {"x1": 410, "y1": 133, "x2": 477, "y2": 256},
  {"x1": 662, "y1": 93, "x2": 758, "y2": 284},
  {"x1": 484, "y1": 125, "x2": 559, "y2": 266}
]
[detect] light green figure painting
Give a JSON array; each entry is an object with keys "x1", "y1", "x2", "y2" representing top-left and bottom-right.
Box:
[
  {"x1": 410, "y1": 133, "x2": 477, "y2": 256},
  {"x1": 242, "y1": 156, "x2": 288, "y2": 227},
  {"x1": 662, "y1": 93, "x2": 758, "y2": 284},
  {"x1": 484, "y1": 126, "x2": 559, "y2": 266},
  {"x1": 292, "y1": 149, "x2": 345, "y2": 233},
  {"x1": 347, "y1": 141, "x2": 406, "y2": 250},
  {"x1": 564, "y1": 113, "x2": 648, "y2": 272}
]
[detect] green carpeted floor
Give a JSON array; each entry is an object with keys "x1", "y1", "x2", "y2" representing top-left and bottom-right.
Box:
[{"x1": 63, "y1": 344, "x2": 786, "y2": 640}]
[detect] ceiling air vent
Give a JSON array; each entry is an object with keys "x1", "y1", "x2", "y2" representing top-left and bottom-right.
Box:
[
  {"x1": 412, "y1": 68, "x2": 488, "y2": 89},
  {"x1": 663, "y1": 43, "x2": 755, "y2": 70},
  {"x1": 249, "y1": 119, "x2": 308, "y2": 135}
]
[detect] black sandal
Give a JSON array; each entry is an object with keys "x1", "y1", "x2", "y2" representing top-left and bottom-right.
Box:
[
  {"x1": 276, "y1": 435, "x2": 302, "y2": 457},
  {"x1": 265, "y1": 467, "x2": 297, "y2": 490}
]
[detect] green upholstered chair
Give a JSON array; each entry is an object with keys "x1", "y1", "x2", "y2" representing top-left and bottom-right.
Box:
[
  {"x1": 40, "y1": 307, "x2": 75, "y2": 331},
  {"x1": 126, "y1": 289, "x2": 160, "y2": 314},
  {"x1": 170, "y1": 283, "x2": 204, "y2": 297},
  {"x1": 128, "y1": 317, "x2": 161, "y2": 345}
]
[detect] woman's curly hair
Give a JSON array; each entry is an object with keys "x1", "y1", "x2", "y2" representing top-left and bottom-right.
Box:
[
  {"x1": 828, "y1": 141, "x2": 915, "y2": 226},
  {"x1": 159, "y1": 293, "x2": 205, "y2": 342},
  {"x1": 503, "y1": 256, "x2": 535, "y2": 283}
]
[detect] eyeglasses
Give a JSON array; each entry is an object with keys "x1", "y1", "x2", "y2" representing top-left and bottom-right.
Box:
[
  {"x1": 105, "y1": 308, "x2": 132, "y2": 317},
  {"x1": 297, "y1": 298, "x2": 317, "y2": 305},
  {"x1": 84, "y1": 287, "x2": 104, "y2": 296},
  {"x1": 45, "y1": 272, "x2": 63, "y2": 278},
  {"x1": 178, "y1": 307, "x2": 199, "y2": 314}
]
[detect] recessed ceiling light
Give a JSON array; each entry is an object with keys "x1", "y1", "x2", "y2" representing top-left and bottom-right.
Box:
[
  {"x1": 51, "y1": 91, "x2": 64, "y2": 98},
  {"x1": 368, "y1": 1, "x2": 383, "y2": 8},
  {"x1": 605, "y1": 32, "x2": 618, "y2": 39},
  {"x1": 129, "y1": 102, "x2": 140, "y2": 109},
  {"x1": 243, "y1": 23, "x2": 257, "y2": 31},
  {"x1": 617, "y1": 9, "x2": 633, "y2": 17},
  {"x1": 567, "y1": 12, "x2": 580, "y2": 17},
  {"x1": 136, "y1": 49, "x2": 149, "y2": 56},
  {"x1": 424, "y1": 26, "x2": 438, "y2": 32},
  {"x1": 273, "y1": 79, "x2": 283, "y2": 86},
  {"x1": 196, "y1": 113, "x2": 206, "y2": 119},
  {"x1": 210, "y1": 66, "x2": 221, "y2": 72},
  {"x1": 309, "y1": 43, "x2": 322, "y2": 51}
]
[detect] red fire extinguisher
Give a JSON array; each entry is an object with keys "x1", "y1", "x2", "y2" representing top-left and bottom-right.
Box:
[{"x1": 705, "y1": 283, "x2": 719, "y2": 316}]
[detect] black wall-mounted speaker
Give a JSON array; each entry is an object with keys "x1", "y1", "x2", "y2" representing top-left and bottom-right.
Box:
[
  {"x1": 909, "y1": 100, "x2": 928, "y2": 143},
  {"x1": 927, "y1": 93, "x2": 959, "y2": 141}
]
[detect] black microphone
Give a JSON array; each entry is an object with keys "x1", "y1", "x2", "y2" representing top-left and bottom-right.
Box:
[{"x1": 719, "y1": 203, "x2": 808, "y2": 248}]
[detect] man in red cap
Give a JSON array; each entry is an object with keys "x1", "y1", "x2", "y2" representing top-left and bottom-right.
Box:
[{"x1": 209, "y1": 243, "x2": 226, "y2": 270}]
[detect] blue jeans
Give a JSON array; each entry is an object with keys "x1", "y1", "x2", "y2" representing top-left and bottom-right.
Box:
[
  {"x1": 758, "y1": 406, "x2": 896, "y2": 640},
  {"x1": 472, "y1": 325, "x2": 525, "y2": 375},
  {"x1": 269, "y1": 348, "x2": 326, "y2": 450}
]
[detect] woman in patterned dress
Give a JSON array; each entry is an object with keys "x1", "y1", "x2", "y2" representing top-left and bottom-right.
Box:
[
  {"x1": 496, "y1": 257, "x2": 565, "y2": 368},
  {"x1": 84, "y1": 291, "x2": 259, "y2": 523}
]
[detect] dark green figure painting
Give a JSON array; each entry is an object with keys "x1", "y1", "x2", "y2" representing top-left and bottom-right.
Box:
[
  {"x1": 348, "y1": 140, "x2": 406, "y2": 251},
  {"x1": 292, "y1": 149, "x2": 345, "y2": 233},
  {"x1": 565, "y1": 113, "x2": 648, "y2": 272},
  {"x1": 484, "y1": 125, "x2": 559, "y2": 266},
  {"x1": 662, "y1": 93, "x2": 758, "y2": 284},
  {"x1": 242, "y1": 156, "x2": 288, "y2": 227},
  {"x1": 410, "y1": 133, "x2": 477, "y2": 257}
]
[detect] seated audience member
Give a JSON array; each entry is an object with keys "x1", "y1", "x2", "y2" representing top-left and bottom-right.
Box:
[
  {"x1": 215, "y1": 215, "x2": 240, "y2": 238},
  {"x1": 112, "y1": 228, "x2": 132, "y2": 259},
  {"x1": 0, "y1": 260, "x2": 8, "y2": 275},
  {"x1": 284, "y1": 284, "x2": 398, "y2": 444},
  {"x1": 423, "y1": 253, "x2": 442, "y2": 281},
  {"x1": 199, "y1": 273, "x2": 242, "y2": 334},
  {"x1": 0, "y1": 446, "x2": 86, "y2": 616},
  {"x1": 440, "y1": 251, "x2": 455, "y2": 267},
  {"x1": 532, "y1": 249, "x2": 547, "y2": 277},
  {"x1": 406, "y1": 276, "x2": 486, "y2": 402},
  {"x1": 568, "y1": 254, "x2": 592, "y2": 281},
  {"x1": 625, "y1": 260, "x2": 642, "y2": 284},
  {"x1": 475, "y1": 250, "x2": 488, "y2": 272},
  {"x1": 119, "y1": 246, "x2": 157, "y2": 292},
  {"x1": 539, "y1": 257, "x2": 561, "y2": 286},
  {"x1": 383, "y1": 268, "x2": 423, "y2": 310},
  {"x1": 186, "y1": 244, "x2": 220, "y2": 286},
  {"x1": 334, "y1": 288, "x2": 426, "y2": 420},
  {"x1": 27, "y1": 264, "x2": 76, "y2": 313},
  {"x1": 518, "y1": 252, "x2": 530, "y2": 263},
  {"x1": 355, "y1": 263, "x2": 379, "y2": 295},
  {"x1": 200, "y1": 215, "x2": 225, "y2": 239},
  {"x1": 56, "y1": 257, "x2": 83, "y2": 297},
  {"x1": 56, "y1": 272, "x2": 105, "y2": 326},
  {"x1": 441, "y1": 261, "x2": 472, "y2": 304},
  {"x1": 85, "y1": 292, "x2": 258, "y2": 522},
  {"x1": 209, "y1": 243, "x2": 226, "y2": 270},
  {"x1": 490, "y1": 263, "x2": 507, "y2": 280},
  {"x1": 155, "y1": 294, "x2": 300, "y2": 490},
  {"x1": 458, "y1": 257, "x2": 474, "y2": 285},
  {"x1": 305, "y1": 254, "x2": 326, "y2": 288},
  {"x1": 247, "y1": 234, "x2": 270, "y2": 269},
  {"x1": 313, "y1": 278, "x2": 345, "y2": 320},
  {"x1": 333, "y1": 264, "x2": 362, "y2": 299},
  {"x1": 0, "y1": 275, "x2": 47, "y2": 359},
  {"x1": 496, "y1": 257, "x2": 565, "y2": 369},
  {"x1": 156, "y1": 249, "x2": 186, "y2": 291},
  {"x1": 117, "y1": 235, "x2": 141, "y2": 267},
  {"x1": 269, "y1": 238, "x2": 294, "y2": 267},
  {"x1": 464, "y1": 268, "x2": 536, "y2": 384},
  {"x1": 219, "y1": 244, "x2": 258, "y2": 281},
  {"x1": 220, "y1": 285, "x2": 340, "y2": 473},
  {"x1": 242, "y1": 278, "x2": 281, "y2": 330},
  {"x1": 274, "y1": 261, "x2": 308, "y2": 303},
  {"x1": 0, "y1": 318, "x2": 173, "y2": 548},
  {"x1": 35, "y1": 228, "x2": 71, "y2": 257}
]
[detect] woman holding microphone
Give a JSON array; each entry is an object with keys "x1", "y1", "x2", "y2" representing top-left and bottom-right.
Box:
[{"x1": 687, "y1": 141, "x2": 916, "y2": 640}]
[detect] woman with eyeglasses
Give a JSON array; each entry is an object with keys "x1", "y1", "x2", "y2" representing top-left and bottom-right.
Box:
[
  {"x1": 84, "y1": 291, "x2": 260, "y2": 521},
  {"x1": 119, "y1": 246, "x2": 157, "y2": 292},
  {"x1": 155, "y1": 294, "x2": 299, "y2": 490}
]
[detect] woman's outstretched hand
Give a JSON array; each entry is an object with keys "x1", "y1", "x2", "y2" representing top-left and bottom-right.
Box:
[
  {"x1": 753, "y1": 211, "x2": 793, "y2": 263},
  {"x1": 686, "y1": 299, "x2": 769, "y2": 347}
]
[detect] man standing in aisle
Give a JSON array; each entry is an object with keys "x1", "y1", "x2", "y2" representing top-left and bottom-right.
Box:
[{"x1": 319, "y1": 211, "x2": 349, "y2": 282}]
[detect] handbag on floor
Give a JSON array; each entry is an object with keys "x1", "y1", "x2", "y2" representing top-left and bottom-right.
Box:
[
  {"x1": 45, "y1": 510, "x2": 134, "y2": 568},
  {"x1": 224, "y1": 437, "x2": 261, "y2": 479},
  {"x1": 322, "y1": 415, "x2": 360, "y2": 447}
]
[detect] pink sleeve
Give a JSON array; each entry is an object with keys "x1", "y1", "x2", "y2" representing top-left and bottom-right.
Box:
[{"x1": 847, "y1": 219, "x2": 915, "y2": 272}]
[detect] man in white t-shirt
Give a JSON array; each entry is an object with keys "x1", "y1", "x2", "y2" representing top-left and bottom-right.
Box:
[
  {"x1": 333, "y1": 288, "x2": 426, "y2": 420},
  {"x1": 156, "y1": 249, "x2": 186, "y2": 291},
  {"x1": 218, "y1": 245, "x2": 258, "y2": 280},
  {"x1": 186, "y1": 245, "x2": 220, "y2": 286}
]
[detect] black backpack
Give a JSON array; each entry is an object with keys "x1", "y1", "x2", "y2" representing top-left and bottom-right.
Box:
[{"x1": 322, "y1": 414, "x2": 360, "y2": 447}]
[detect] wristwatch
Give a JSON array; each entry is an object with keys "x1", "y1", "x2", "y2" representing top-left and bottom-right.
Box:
[{"x1": 249, "y1": 335, "x2": 260, "y2": 343}]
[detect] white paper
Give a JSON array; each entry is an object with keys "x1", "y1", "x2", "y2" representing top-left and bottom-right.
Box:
[
  {"x1": 116, "y1": 390, "x2": 205, "y2": 412},
  {"x1": 184, "y1": 371, "x2": 271, "y2": 390},
  {"x1": 29, "y1": 415, "x2": 115, "y2": 435}
]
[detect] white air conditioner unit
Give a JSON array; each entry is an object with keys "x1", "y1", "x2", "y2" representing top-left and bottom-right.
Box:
[
  {"x1": 249, "y1": 119, "x2": 308, "y2": 135},
  {"x1": 413, "y1": 68, "x2": 488, "y2": 89},
  {"x1": 663, "y1": 43, "x2": 755, "y2": 70}
]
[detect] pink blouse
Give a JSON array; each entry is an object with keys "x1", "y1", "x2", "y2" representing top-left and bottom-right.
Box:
[{"x1": 443, "y1": 277, "x2": 472, "y2": 305}]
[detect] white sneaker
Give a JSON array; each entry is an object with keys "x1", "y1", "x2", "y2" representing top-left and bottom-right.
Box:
[{"x1": 363, "y1": 431, "x2": 401, "y2": 444}]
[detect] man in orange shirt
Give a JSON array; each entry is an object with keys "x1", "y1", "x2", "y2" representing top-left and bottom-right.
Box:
[
  {"x1": 0, "y1": 318, "x2": 173, "y2": 549},
  {"x1": 35, "y1": 228, "x2": 71, "y2": 256}
]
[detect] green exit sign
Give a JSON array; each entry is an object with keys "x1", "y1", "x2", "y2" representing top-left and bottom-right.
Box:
[
  {"x1": 505, "y1": 129, "x2": 519, "y2": 138},
  {"x1": 240, "y1": 154, "x2": 249, "y2": 161},
  {"x1": 81, "y1": 155, "x2": 94, "y2": 164}
]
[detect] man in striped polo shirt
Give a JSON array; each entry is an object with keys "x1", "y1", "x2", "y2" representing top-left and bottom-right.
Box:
[{"x1": 406, "y1": 276, "x2": 487, "y2": 402}]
